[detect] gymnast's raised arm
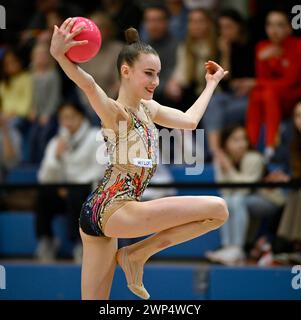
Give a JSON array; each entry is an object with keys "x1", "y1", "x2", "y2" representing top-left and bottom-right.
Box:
[
  {"x1": 50, "y1": 17, "x2": 118, "y2": 128},
  {"x1": 144, "y1": 61, "x2": 228, "y2": 130}
]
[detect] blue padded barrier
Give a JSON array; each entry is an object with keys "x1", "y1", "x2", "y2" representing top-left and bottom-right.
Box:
[
  {"x1": 0, "y1": 212, "x2": 221, "y2": 258},
  {"x1": 6, "y1": 166, "x2": 38, "y2": 184},
  {"x1": 0, "y1": 212, "x2": 73, "y2": 257},
  {"x1": 169, "y1": 164, "x2": 218, "y2": 196},
  {"x1": 0, "y1": 263, "x2": 204, "y2": 300},
  {"x1": 208, "y1": 265, "x2": 301, "y2": 300},
  {"x1": 0, "y1": 263, "x2": 299, "y2": 300}
]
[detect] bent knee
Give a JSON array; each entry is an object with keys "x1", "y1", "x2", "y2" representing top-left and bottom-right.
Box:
[{"x1": 211, "y1": 197, "x2": 229, "y2": 222}]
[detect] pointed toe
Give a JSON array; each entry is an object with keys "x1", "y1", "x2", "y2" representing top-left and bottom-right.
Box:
[{"x1": 128, "y1": 284, "x2": 150, "y2": 300}]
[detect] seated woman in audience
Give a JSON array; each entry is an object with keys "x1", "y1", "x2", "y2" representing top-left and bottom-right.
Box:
[
  {"x1": 264, "y1": 100, "x2": 301, "y2": 265},
  {"x1": 206, "y1": 125, "x2": 284, "y2": 265},
  {"x1": 164, "y1": 7, "x2": 217, "y2": 160},
  {"x1": 0, "y1": 108, "x2": 21, "y2": 210},
  {"x1": 28, "y1": 42, "x2": 62, "y2": 163},
  {"x1": 0, "y1": 107, "x2": 21, "y2": 183},
  {"x1": 165, "y1": 7, "x2": 217, "y2": 108},
  {"x1": 0, "y1": 48, "x2": 33, "y2": 136},
  {"x1": 246, "y1": 10, "x2": 301, "y2": 162},
  {"x1": 202, "y1": 9, "x2": 255, "y2": 157}
]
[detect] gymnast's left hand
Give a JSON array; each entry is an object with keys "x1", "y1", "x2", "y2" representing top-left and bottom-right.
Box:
[{"x1": 204, "y1": 60, "x2": 229, "y2": 85}]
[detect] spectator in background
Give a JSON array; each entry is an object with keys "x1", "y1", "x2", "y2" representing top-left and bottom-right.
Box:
[
  {"x1": 21, "y1": 0, "x2": 81, "y2": 48},
  {"x1": 202, "y1": 9, "x2": 255, "y2": 157},
  {"x1": 165, "y1": 0, "x2": 188, "y2": 41},
  {"x1": 0, "y1": 109, "x2": 21, "y2": 211},
  {"x1": 35, "y1": 101, "x2": 108, "y2": 263},
  {"x1": 265, "y1": 100, "x2": 301, "y2": 265},
  {"x1": 142, "y1": 4, "x2": 178, "y2": 106},
  {"x1": 0, "y1": 109, "x2": 21, "y2": 182},
  {"x1": 100, "y1": 0, "x2": 142, "y2": 42},
  {"x1": 28, "y1": 42, "x2": 62, "y2": 163},
  {"x1": 248, "y1": 0, "x2": 300, "y2": 44},
  {"x1": 77, "y1": 11, "x2": 123, "y2": 124},
  {"x1": 165, "y1": 7, "x2": 217, "y2": 108},
  {"x1": 26, "y1": 0, "x2": 60, "y2": 31},
  {"x1": 246, "y1": 10, "x2": 301, "y2": 162},
  {"x1": 0, "y1": 48, "x2": 33, "y2": 138},
  {"x1": 19, "y1": 1, "x2": 81, "y2": 104},
  {"x1": 206, "y1": 125, "x2": 283, "y2": 265},
  {"x1": 34, "y1": 4, "x2": 68, "y2": 45},
  {"x1": 141, "y1": 0, "x2": 188, "y2": 42},
  {"x1": 164, "y1": 7, "x2": 216, "y2": 161}
]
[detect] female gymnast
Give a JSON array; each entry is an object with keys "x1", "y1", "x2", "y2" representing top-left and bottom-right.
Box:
[{"x1": 50, "y1": 17, "x2": 229, "y2": 300}]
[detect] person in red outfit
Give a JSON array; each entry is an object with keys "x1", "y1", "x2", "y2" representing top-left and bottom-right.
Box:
[{"x1": 246, "y1": 10, "x2": 301, "y2": 161}]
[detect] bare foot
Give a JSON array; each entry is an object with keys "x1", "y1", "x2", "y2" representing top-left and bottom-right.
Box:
[{"x1": 116, "y1": 246, "x2": 150, "y2": 299}]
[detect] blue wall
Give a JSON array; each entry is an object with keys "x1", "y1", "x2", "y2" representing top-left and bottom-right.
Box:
[{"x1": 0, "y1": 263, "x2": 300, "y2": 300}]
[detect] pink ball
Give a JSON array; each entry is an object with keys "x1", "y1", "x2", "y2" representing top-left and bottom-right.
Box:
[{"x1": 65, "y1": 17, "x2": 102, "y2": 63}]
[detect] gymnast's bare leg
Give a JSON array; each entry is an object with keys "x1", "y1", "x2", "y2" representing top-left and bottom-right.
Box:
[
  {"x1": 79, "y1": 228, "x2": 118, "y2": 300},
  {"x1": 104, "y1": 195, "x2": 229, "y2": 299}
]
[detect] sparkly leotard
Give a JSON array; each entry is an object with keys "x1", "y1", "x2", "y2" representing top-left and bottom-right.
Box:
[{"x1": 79, "y1": 101, "x2": 159, "y2": 237}]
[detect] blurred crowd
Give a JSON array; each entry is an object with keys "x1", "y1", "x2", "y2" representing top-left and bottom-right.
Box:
[{"x1": 0, "y1": 0, "x2": 301, "y2": 266}]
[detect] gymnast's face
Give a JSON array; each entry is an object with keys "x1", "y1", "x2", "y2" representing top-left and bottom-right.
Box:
[
  {"x1": 121, "y1": 53, "x2": 161, "y2": 100},
  {"x1": 225, "y1": 127, "x2": 249, "y2": 161},
  {"x1": 293, "y1": 103, "x2": 301, "y2": 133}
]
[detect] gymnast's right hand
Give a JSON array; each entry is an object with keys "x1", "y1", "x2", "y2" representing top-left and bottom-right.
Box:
[{"x1": 50, "y1": 17, "x2": 88, "y2": 59}]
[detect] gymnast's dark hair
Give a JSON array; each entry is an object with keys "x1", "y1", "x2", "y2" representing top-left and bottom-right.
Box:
[{"x1": 116, "y1": 27, "x2": 158, "y2": 77}]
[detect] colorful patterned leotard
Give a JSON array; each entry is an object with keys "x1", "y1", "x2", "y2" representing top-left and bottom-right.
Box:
[{"x1": 79, "y1": 101, "x2": 159, "y2": 237}]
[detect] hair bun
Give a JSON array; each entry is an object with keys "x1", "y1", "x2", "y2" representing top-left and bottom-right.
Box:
[{"x1": 124, "y1": 27, "x2": 140, "y2": 45}]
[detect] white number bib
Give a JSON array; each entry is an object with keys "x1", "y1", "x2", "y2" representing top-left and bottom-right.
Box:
[{"x1": 132, "y1": 157, "x2": 153, "y2": 168}]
